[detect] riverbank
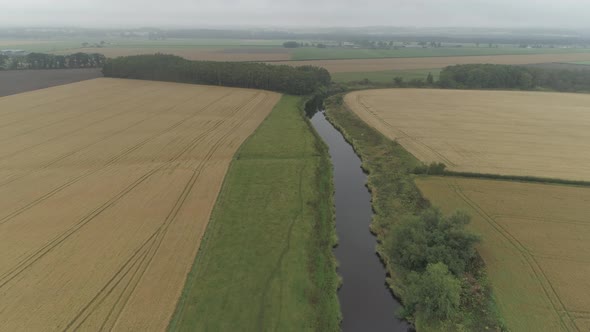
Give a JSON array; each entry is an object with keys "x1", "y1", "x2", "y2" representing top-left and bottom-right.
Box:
[
  {"x1": 324, "y1": 96, "x2": 504, "y2": 331},
  {"x1": 169, "y1": 96, "x2": 340, "y2": 331}
]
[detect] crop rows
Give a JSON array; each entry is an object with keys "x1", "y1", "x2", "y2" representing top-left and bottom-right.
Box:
[{"x1": 0, "y1": 78, "x2": 280, "y2": 331}]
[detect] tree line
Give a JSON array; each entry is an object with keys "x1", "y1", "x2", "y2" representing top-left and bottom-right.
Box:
[
  {"x1": 0, "y1": 52, "x2": 106, "y2": 70},
  {"x1": 102, "y1": 54, "x2": 331, "y2": 95},
  {"x1": 439, "y1": 63, "x2": 590, "y2": 92}
]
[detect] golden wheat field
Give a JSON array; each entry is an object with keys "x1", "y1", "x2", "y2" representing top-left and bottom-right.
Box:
[
  {"x1": 416, "y1": 176, "x2": 590, "y2": 332},
  {"x1": 278, "y1": 53, "x2": 590, "y2": 72},
  {"x1": 0, "y1": 78, "x2": 280, "y2": 331},
  {"x1": 346, "y1": 88, "x2": 590, "y2": 181}
]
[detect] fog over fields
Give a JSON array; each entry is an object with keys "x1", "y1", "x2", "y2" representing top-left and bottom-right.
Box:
[{"x1": 2, "y1": 0, "x2": 590, "y2": 28}]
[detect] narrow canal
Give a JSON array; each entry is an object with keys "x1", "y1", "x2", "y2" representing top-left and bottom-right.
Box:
[{"x1": 311, "y1": 111, "x2": 410, "y2": 332}]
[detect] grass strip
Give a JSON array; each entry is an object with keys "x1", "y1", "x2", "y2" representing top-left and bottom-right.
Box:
[{"x1": 168, "y1": 95, "x2": 340, "y2": 331}]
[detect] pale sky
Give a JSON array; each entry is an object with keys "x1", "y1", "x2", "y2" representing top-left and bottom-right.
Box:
[{"x1": 1, "y1": 0, "x2": 589, "y2": 28}]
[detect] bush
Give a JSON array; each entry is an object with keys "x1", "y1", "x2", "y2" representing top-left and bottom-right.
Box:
[
  {"x1": 283, "y1": 41, "x2": 300, "y2": 48},
  {"x1": 389, "y1": 208, "x2": 480, "y2": 276},
  {"x1": 414, "y1": 162, "x2": 446, "y2": 175},
  {"x1": 405, "y1": 263, "x2": 462, "y2": 323}
]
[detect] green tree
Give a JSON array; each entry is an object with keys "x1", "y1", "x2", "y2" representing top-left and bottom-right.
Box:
[
  {"x1": 283, "y1": 41, "x2": 300, "y2": 48},
  {"x1": 389, "y1": 208, "x2": 479, "y2": 276},
  {"x1": 102, "y1": 54, "x2": 331, "y2": 95},
  {"x1": 427, "y1": 72, "x2": 434, "y2": 84},
  {"x1": 405, "y1": 263, "x2": 461, "y2": 323},
  {"x1": 0, "y1": 54, "x2": 8, "y2": 69}
]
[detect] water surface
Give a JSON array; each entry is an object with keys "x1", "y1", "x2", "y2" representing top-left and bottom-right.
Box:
[{"x1": 311, "y1": 112, "x2": 410, "y2": 332}]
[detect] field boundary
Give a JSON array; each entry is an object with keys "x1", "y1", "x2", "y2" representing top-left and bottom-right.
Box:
[
  {"x1": 438, "y1": 171, "x2": 590, "y2": 188},
  {"x1": 166, "y1": 94, "x2": 278, "y2": 331}
]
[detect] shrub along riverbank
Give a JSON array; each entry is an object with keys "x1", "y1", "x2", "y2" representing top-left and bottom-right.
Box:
[
  {"x1": 169, "y1": 96, "x2": 340, "y2": 331},
  {"x1": 325, "y1": 96, "x2": 505, "y2": 331}
]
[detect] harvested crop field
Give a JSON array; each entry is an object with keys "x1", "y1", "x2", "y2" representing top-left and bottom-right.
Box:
[
  {"x1": 416, "y1": 176, "x2": 590, "y2": 331},
  {"x1": 0, "y1": 78, "x2": 280, "y2": 331},
  {"x1": 346, "y1": 89, "x2": 590, "y2": 181},
  {"x1": 57, "y1": 47, "x2": 292, "y2": 61},
  {"x1": 275, "y1": 53, "x2": 590, "y2": 73},
  {"x1": 0, "y1": 68, "x2": 102, "y2": 97}
]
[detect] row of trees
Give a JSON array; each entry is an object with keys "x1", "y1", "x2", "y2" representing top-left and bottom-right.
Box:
[
  {"x1": 439, "y1": 63, "x2": 590, "y2": 92},
  {"x1": 102, "y1": 54, "x2": 331, "y2": 95},
  {"x1": 0, "y1": 52, "x2": 106, "y2": 70}
]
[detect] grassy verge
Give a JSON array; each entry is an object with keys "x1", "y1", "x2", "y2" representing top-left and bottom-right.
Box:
[
  {"x1": 332, "y1": 69, "x2": 440, "y2": 83},
  {"x1": 324, "y1": 97, "x2": 504, "y2": 331},
  {"x1": 168, "y1": 95, "x2": 340, "y2": 331}
]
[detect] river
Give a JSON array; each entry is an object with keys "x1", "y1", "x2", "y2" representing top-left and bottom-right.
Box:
[{"x1": 311, "y1": 111, "x2": 410, "y2": 332}]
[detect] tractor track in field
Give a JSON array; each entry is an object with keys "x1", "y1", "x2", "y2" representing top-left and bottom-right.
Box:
[
  {"x1": 0, "y1": 78, "x2": 280, "y2": 331},
  {"x1": 448, "y1": 181, "x2": 579, "y2": 332},
  {"x1": 0, "y1": 90, "x2": 233, "y2": 228},
  {"x1": 0, "y1": 91, "x2": 254, "y2": 287},
  {"x1": 355, "y1": 94, "x2": 457, "y2": 167},
  {"x1": 65, "y1": 92, "x2": 268, "y2": 331},
  {"x1": 0, "y1": 87, "x2": 214, "y2": 187}
]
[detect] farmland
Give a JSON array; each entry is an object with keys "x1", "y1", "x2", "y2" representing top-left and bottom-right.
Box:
[
  {"x1": 345, "y1": 89, "x2": 590, "y2": 181},
  {"x1": 0, "y1": 78, "x2": 280, "y2": 331},
  {"x1": 290, "y1": 46, "x2": 590, "y2": 61},
  {"x1": 331, "y1": 68, "x2": 440, "y2": 83},
  {"x1": 276, "y1": 53, "x2": 590, "y2": 73},
  {"x1": 416, "y1": 176, "x2": 590, "y2": 331}
]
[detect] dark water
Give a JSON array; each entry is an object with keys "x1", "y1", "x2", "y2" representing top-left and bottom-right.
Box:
[{"x1": 311, "y1": 111, "x2": 410, "y2": 332}]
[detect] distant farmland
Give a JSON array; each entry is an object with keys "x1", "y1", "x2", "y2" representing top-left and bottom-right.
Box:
[
  {"x1": 56, "y1": 46, "x2": 293, "y2": 61},
  {"x1": 346, "y1": 89, "x2": 590, "y2": 181},
  {"x1": 0, "y1": 78, "x2": 280, "y2": 331},
  {"x1": 290, "y1": 46, "x2": 590, "y2": 61},
  {"x1": 277, "y1": 53, "x2": 590, "y2": 73},
  {"x1": 416, "y1": 177, "x2": 590, "y2": 332}
]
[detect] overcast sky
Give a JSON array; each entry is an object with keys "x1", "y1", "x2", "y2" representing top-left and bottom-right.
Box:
[{"x1": 1, "y1": 0, "x2": 589, "y2": 28}]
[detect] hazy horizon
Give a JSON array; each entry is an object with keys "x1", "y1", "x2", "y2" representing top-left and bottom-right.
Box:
[{"x1": 2, "y1": 0, "x2": 590, "y2": 29}]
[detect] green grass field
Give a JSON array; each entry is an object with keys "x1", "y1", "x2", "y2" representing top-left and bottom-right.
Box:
[
  {"x1": 571, "y1": 61, "x2": 590, "y2": 65},
  {"x1": 332, "y1": 68, "x2": 441, "y2": 83},
  {"x1": 291, "y1": 46, "x2": 590, "y2": 60},
  {"x1": 168, "y1": 96, "x2": 340, "y2": 332}
]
